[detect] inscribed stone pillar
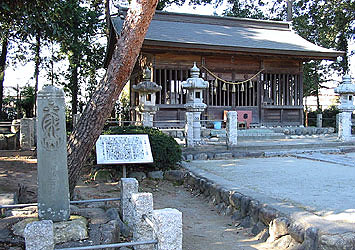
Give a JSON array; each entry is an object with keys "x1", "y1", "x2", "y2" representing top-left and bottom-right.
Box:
[
  {"x1": 226, "y1": 111, "x2": 238, "y2": 147},
  {"x1": 152, "y1": 208, "x2": 182, "y2": 250},
  {"x1": 20, "y1": 118, "x2": 35, "y2": 150},
  {"x1": 37, "y1": 85, "x2": 70, "y2": 222},
  {"x1": 185, "y1": 112, "x2": 194, "y2": 147},
  {"x1": 131, "y1": 193, "x2": 154, "y2": 250}
]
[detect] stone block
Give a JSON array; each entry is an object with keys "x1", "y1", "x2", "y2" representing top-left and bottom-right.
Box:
[
  {"x1": 214, "y1": 152, "x2": 233, "y2": 160},
  {"x1": 128, "y1": 172, "x2": 147, "y2": 182},
  {"x1": 267, "y1": 217, "x2": 290, "y2": 242},
  {"x1": 288, "y1": 222, "x2": 305, "y2": 243},
  {"x1": 258, "y1": 206, "x2": 279, "y2": 225},
  {"x1": 164, "y1": 170, "x2": 185, "y2": 182},
  {"x1": 147, "y1": 171, "x2": 164, "y2": 180},
  {"x1": 152, "y1": 208, "x2": 182, "y2": 250},
  {"x1": 240, "y1": 196, "x2": 251, "y2": 218},
  {"x1": 131, "y1": 193, "x2": 154, "y2": 250},
  {"x1": 53, "y1": 216, "x2": 88, "y2": 244},
  {"x1": 230, "y1": 192, "x2": 242, "y2": 209},
  {"x1": 120, "y1": 178, "x2": 138, "y2": 228},
  {"x1": 194, "y1": 153, "x2": 208, "y2": 160},
  {"x1": 299, "y1": 227, "x2": 319, "y2": 250},
  {"x1": 24, "y1": 220, "x2": 54, "y2": 250}
]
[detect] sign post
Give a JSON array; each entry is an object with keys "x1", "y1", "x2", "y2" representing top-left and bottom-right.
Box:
[{"x1": 96, "y1": 134, "x2": 153, "y2": 177}]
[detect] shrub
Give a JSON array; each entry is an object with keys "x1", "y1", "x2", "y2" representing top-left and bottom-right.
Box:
[{"x1": 105, "y1": 126, "x2": 182, "y2": 171}]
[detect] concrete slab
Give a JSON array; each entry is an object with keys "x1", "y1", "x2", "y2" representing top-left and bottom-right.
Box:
[{"x1": 182, "y1": 154, "x2": 355, "y2": 234}]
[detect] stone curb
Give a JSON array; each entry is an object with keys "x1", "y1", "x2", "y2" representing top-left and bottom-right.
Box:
[
  {"x1": 177, "y1": 162, "x2": 355, "y2": 250},
  {"x1": 182, "y1": 147, "x2": 355, "y2": 161}
]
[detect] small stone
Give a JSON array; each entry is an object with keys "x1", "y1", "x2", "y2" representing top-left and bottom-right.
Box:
[
  {"x1": 147, "y1": 170, "x2": 164, "y2": 179},
  {"x1": 272, "y1": 235, "x2": 299, "y2": 249},
  {"x1": 239, "y1": 216, "x2": 252, "y2": 228},
  {"x1": 128, "y1": 171, "x2": 147, "y2": 181},
  {"x1": 214, "y1": 152, "x2": 233, "y2": 160},
  {"x1": 240, "y1": 196, "x2": 251, "y2": 217},
  {"x1": 164, "y1": 170, "x2": 185, "y2": 182},
  {"x1": 299, "y1": 227, "x2": 319, "y2": 250},
  {"x1": 54, "y1": 216, "x2": 88, "y2": 244},
  {"x1": 288, "y1": 222, "x2": 305, "y2": 243},
  {"x1": 257, "y1": 228, "x2": 270, "y2": 242},
  {"x1": 251, "y1": 221, "x2": 266, "y2": 236},
  {"x1": 258, "y1": 206, "x2": 279, "y2": 225},
  {"x1": 267, "y1": 217, "x2": 290, "y2": 242},
  {"x1": 185, "y1": 154, "x2": 193, "y2": 161},
  {"x1": 231, "y1": 210, "x2": 243, "y2": 221},
  {"x1": 230, "y1": 192, "x2": 242, "y2": 209},
  {"x1": 194, "y1": 153, "x2": 208, "y2": 160}
]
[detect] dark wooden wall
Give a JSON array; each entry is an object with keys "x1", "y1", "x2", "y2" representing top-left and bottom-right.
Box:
[{"x1": 130, "y1": 50, "x2": 304, "y2": 127}]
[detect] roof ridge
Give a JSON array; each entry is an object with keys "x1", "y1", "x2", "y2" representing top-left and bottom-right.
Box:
[{"x1": 116, "y1": 7, "x2": 291, "y2": 31}]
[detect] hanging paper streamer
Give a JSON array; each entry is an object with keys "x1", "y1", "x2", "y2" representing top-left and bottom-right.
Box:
[
  {"x1": 213, "y1": 88, "x2": 217, "y2": 95},
  {"x1": 249, "y1": 80, "x2": 253, "y2": 88},
  {"x1": 222, "y1": 83, "x2": 227, "y2": 91},
  {"x1": 241, "y1": 83, "x2": 245, "y2": 92},
  {"x1": 214, "y1": 79, "x2": 218, "y2": 88},
  {"x1": 231, "y1": 84, "x2": 236, "y2": 93}
]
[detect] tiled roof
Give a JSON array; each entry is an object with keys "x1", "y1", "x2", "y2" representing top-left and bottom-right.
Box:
[{"x1": 111, "y1": 10, "x2": 344, "y2": 59}]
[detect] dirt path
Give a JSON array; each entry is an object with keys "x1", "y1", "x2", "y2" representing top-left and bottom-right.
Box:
[{"x1": 0, "y1": 155, "x2": 277, "y2": 250}]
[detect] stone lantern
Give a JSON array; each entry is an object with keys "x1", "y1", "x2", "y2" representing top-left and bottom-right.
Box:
[
  {"x1": 182, "y1": 62, "x2": 209, "y2": 147},
  {"x1": 133, "y1": 67, "x2": 162, "y2": 127},
  {"x1": 334, "y1": 75, "x2": 355, "y2": 141}
]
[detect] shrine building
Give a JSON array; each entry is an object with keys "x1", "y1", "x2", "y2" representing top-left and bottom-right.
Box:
[{"x1": 105, "y1": 9, "x2": 344, "y2": 127}]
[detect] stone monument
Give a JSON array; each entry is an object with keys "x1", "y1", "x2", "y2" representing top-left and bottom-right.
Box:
[
  {"x1": 36, "y1": 85, "x2": 70, "y2": 221},
  {"x1": 20, "y1": 118, "x2": 35, "y2": 150},
  {"x1": 182, "y1": 63, "x2": 209, "y2": 147},
  {"x1": 133, "y1": 67, "x2": 162, "y2": 127},
  {"x1": 226, "y1": 111, "x2": 238, "y2": 147},
  {"x1": 334, "y1": 75, "x2": 355, "y2": 141}
]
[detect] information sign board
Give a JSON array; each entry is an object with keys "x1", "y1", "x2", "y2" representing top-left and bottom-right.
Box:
[{"x1": 96, "y1": 134, "x2": 153, "y2": 164}]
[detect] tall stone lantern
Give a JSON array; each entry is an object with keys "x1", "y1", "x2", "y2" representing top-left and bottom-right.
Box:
[
  {"x1": 334, "y1": 75, "x2": 355, "y2": 141},
  {"x1": 182, "y1": 62, "x2": 209, "y2": 147},
  {"x1": 133, "y1": 67, "x2": 162, "y2": 127}
]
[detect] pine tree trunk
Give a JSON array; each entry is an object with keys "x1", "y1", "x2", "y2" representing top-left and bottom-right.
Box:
[
  {"x1": 67, "y1": 0, "x2": 158, "y2": 197},
  {"x1": 0, "y1": 37, "x2": 8, "y2": 118}
]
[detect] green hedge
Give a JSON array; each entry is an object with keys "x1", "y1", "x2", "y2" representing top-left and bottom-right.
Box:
[
  {"x1": 306, "y1": 106, "x2": 340, "y2": 128},
  {"x1": 105, "y1": 126, "x2": 182, "y2": 170}
]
